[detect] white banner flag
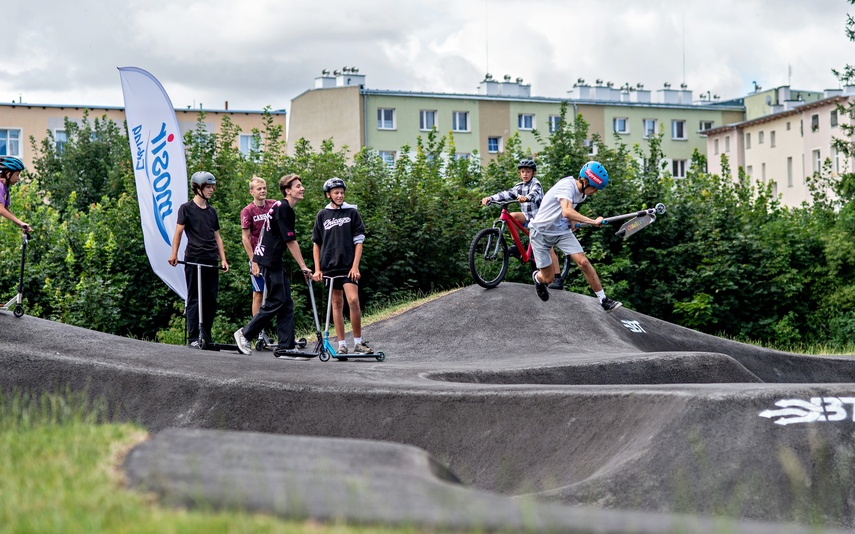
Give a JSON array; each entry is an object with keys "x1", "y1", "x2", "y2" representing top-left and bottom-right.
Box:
[{"x1": 119, "y1": 67, "x2": 188, "y2": 299}]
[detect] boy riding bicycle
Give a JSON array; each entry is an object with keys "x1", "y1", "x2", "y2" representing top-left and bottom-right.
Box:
[
  {"x1": 529, "y1": 161, "x2": 622, "y2": 312},
  {"x1": 481, "y1": 158, "x2": 563, "y2": 288}
]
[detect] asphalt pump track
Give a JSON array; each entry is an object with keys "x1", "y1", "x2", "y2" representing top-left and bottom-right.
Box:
[{"x1": 2, "y1": 283, "x2": 855, "y2": 533}]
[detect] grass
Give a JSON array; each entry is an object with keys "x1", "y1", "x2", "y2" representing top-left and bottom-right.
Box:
[{"x1": 0, "y1": 389, "x2": 442, "y2": 534}]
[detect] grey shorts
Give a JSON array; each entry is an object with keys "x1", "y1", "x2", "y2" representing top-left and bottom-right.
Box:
[{"x1": 529, "y1": 227, "x2": 583, "y2": 269}]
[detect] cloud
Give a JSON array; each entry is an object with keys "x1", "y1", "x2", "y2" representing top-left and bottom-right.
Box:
[{"x1": 1, "y1": 0, "x2": 853, "y2": 113}]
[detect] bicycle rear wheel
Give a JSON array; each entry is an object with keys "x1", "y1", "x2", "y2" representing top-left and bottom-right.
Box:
[
  {"x1": 560, "y1": 250, "x2": 573, "y2": 281},
  {"x1": 469, "y1": 228, "x2": 509, "y2": 288}
]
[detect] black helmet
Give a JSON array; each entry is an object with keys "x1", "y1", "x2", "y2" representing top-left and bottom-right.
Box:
[
  {"x1": 190, "y1": 171, "x2": 216, "y2": 188},
  {"x1": 323, "y1": 177, "x2": 346, "y2": 193},
  {"x1": 0, "y1": 156, "x2": 25, "y2": 173},
  {"x1": 517, "y1": 158, "x2": 536, "y2": 171}
]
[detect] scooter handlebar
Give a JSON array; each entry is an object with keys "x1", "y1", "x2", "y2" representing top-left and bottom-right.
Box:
[{"x1": 177, "y1": 260, "x2": 227, "y2": 271}]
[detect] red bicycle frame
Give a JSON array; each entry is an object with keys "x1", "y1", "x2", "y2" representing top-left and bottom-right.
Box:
[{"x1": 493, "y1": 206, "x2": 532, "y2": 263}]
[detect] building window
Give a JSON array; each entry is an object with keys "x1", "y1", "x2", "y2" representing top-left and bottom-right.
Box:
[
  {"x1": 671, "y1": 120, "x2": 687, "y2": 140},
  {"x1": 787, "y1": 157, "x2": 793, "y2": 187},
  {"x1": 745, "y1": 133, "x2": 751, "y2": 149},
  {"x1": 700, "y1": 120, "x2": 714, "y2": 131},
  {"x1": 786, "y1": 121, "x2": 791, "y2": 131},
  {"x1": 811, "y1": 114, "x2": 819, "y2": 132},
  {"x1": 643, "y1": 119, "x2": 657, "y2": 138},
  {"x1": 761, "y1": 162, "x2": 766, "y2": 182},
  {"x1": 771, "y1": 181, "x2": 778, "y2": 197},
  {"x1": 487, "y1": 137, "x2": 501, "y2": 153},
  {"x1": 518, "y1": 113, "x2": 535, "y2": 130},
  {"x1": 379, "y1": 151, "x2": 396, "y2": 167},
  {"x1": 454, "y1": 153, "x2": 470, "y2": 161},
  {"x1": 548, "y1": 115, "x2": 562, "y2": 133},
  {"x1": 831, "y1": 109, "x2": 839, "y2": 127},
  {"x1": 747, "y1": 165, "x2": 753, "y2": 177},
  {"x1": 419, "y1": 110, "x2": 437, "y2": 131},
  {"x1": 725, "y1": 135, "x2": 730, "y2": 152},
  {"x1": 239, "y1": 133, "x2": 260, "y2": 156},
  {"x1": 770, "y1": 131, "x2": 776, "y2": 148},
  {"x1": 377, "y1": 108, "x2": 396, "y2": 130},
  {"x1": 55, "y1": 129, "x2": 68, "y2": 154},
  {"x1": 0, "y1": 128, "x2": 22, "y2": 157},
  {"x1": 584, "y1": 139, "x2": 598, "y2": 156},
  {"x1": 758, "y1": 131, "x2": 764, "y2": 144},
  {"x1": 613, "y1": 117, "x2": 629, "y2": 134},
  {"x1": 452, "y1": 111, "x2": 469, "y2": 132},
  {"x1": 812, "y1": 149, "x2": 822, "y2": 173},
  {"x1": 835, "y1": 146, "x2": 844, "y2": 174},
  {"x1": 672, "y1": 159, "x2": 687, "y2": 178},
  {"x1": 714, "y1": 138, "x2": 719, "y2": 155}
]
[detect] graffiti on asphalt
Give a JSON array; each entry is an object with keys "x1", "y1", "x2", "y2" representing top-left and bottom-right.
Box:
[
  {"x1": 621, "y1": 320, "x2": 646, "y2": 333},
  {"x1": 759, "y1": 397, "x2": 855, "y2": 425}
]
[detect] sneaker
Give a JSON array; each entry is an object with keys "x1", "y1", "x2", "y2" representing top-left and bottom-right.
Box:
[
  {"x1": 353, "y1": 342, "x2": 374, "y2": 354},
  {"x1": 234, "y1": 329, "x2": 252, "y2": 355},
  {"x1": 274, "y1": 348, "x2": 311, "y2": 361},
  {"x1": 337, "y1": 345, "x2": 349, "y2": 354},
  {"x1": 189, "y1": 340, "x2": 202, "y2": 349},
  {"x1": 601, "y1": 297, "x2": 623, "y2": 313},
  {"x1": 548, "y1": 276, "x2": 564, "y2": 290},
  {"x1": 532, "y1": 270, "x2": 549, "y2": 302}
]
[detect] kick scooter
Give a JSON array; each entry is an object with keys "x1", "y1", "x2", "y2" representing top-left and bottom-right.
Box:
[
  {"x1": 272, "y1": 274, "x2": 386, "y2": 362},
  {"x1": 2, "y1": 232, "x2": 30, "y2": 318},
  {"x1": 574, "y1": 203, "x2": 667, "y2": 239},
  {"x1": 178, "y1": 260, "x2": 240, "y2": 352}
]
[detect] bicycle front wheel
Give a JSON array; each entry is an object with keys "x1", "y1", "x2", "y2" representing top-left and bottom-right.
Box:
[{"x1": 469, "y1": 228, "x2": 509, "y2": 288}]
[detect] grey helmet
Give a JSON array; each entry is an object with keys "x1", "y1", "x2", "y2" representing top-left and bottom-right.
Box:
[
  {"x1": 323, "y1": 177, "x2": 347, "y2": 193},
  {"x1": 517, "y1": 158, "x2": 537, "y2": 171},
  {"x1": 190, "y1": 171, "x2": 216, "y2": 188}
]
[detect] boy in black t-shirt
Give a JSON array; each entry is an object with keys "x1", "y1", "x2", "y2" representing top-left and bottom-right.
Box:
[
  {"x1": 168, "y1": 171, "x2": 229, "y2": 347},
  {"x1": 233, "y1": 174, "x2": 311, "y2": 359},
  {"x1": 311, "y1": 178, "x2": 373, "y2": 354}
]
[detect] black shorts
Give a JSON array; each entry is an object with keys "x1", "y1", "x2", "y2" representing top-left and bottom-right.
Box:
[{"x1": 329, "y1": 276, "x2": 358, "y2": 290}]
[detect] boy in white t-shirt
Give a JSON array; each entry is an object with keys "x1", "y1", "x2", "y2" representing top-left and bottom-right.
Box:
[{"x1": 528, "y1": 161, "x2": 622, "y2": 312}]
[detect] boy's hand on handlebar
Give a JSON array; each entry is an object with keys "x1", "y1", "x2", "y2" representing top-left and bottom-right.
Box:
[
  {"x1": 221, "y1": 260, "x2": 229, "y2": 272},
  {"x1": 481, "y1": 197, "x2": 491, "y2": 206},
  {"x1": 20, "y1": 223, "x2": 31, "y2": 233},
  {"x1": 312, "y1": 270, "x2": 323, "y2": 282},
  {"x1": 168, "y1": 254, "x2": 178, "y2": 267}
]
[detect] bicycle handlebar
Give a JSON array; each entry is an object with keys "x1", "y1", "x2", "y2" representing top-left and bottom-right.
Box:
[{"x1": 485, "y1": 199, "x2": 520, "y2": 207}]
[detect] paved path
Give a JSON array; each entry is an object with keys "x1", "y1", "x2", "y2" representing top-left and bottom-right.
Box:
[{"x1": 3, "y1": 283, "x2": 855, "y2": 532}]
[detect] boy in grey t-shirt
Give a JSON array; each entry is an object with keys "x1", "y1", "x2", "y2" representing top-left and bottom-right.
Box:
[{"x1": 528, "y1": 161, "x2": 621, "y2": 312}]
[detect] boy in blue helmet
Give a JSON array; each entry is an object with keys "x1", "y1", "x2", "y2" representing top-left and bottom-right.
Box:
[
  {"x1": 0, "y1": 157, "x2": 31, "y2": 234},
  {"x1": 528, "y1": 161, "x2": 622, "y2": 312}
]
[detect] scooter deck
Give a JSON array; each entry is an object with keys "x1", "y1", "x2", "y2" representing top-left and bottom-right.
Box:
[{"x1": 327, "y1": 351, "x2": 386, "y2": 362}]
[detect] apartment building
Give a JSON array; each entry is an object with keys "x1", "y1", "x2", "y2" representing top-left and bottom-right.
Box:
[
  {"x1": 703, "y1": 86, "x2": 853, "y2": 207},
  {"x1": 288, "y1": 70, "x2": 744, "y2": 176},
  {"x1": 0, "y1": 101, "x2": 287, "y2": 171}
]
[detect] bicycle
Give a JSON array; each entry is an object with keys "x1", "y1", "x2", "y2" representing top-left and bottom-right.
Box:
[{"x1": 468, "y1": 200, "x2": 571, "y2": 289}]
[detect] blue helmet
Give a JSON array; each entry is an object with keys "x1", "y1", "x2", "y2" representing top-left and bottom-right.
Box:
[
  {"x1": 0, "y1": 156, "x2": 25, "y2": 173},
  {"x1": 580, "y1": 161, "x2": 609, "y2": 190}
]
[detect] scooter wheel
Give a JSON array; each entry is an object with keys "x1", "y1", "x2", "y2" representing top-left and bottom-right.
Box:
[
  {"x1": 375, "y1": 352, "x2": 386, "y2": 362},
  {"x1": 13, "y1": 305, "x2": 23, "y2": 318},
  {"x1": 319, "y1": 350, "x2": 331, "y2": 362},
  {"x1": 296, "y1": 337, "x2": 307, "y2": 349},
  {"x1": 255, "y1": 339, "x2": 267, "y2": 351}
]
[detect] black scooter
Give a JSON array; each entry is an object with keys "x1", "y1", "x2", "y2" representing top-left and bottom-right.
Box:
[{"x1": 2, "y1": 232, "x2": 30, "y2": 318}]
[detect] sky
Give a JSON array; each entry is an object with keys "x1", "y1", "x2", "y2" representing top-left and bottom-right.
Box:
[{"x1": 4, "y1": 0, "x2": 855, "y2": 114}]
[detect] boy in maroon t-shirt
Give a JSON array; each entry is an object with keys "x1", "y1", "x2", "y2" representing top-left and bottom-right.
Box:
[{"x1": 240, "y1": 177, "x2": 275, "y2": 317}]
